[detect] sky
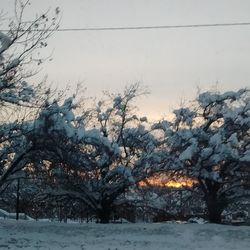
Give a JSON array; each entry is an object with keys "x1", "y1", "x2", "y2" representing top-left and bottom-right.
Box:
[{"x1": 1, "y1": 0, "x2": 250, "y2": 120}]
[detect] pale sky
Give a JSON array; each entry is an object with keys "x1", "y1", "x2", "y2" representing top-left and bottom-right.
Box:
[{"x1": 1, "y1": 0, "x2": 250, "y2": 120}]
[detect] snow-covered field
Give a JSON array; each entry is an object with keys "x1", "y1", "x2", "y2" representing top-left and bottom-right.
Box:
[{"x1": 0, "y1": 220, "x2": 249, "y2": 250}]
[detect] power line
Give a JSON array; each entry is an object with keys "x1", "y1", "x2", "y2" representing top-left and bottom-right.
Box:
[
  {"x1": 56, "y1": 22, "x2": 250, "y2": 31},
  {"x1": 1, "y1": 22, "x2": 250, "y2": 32}
]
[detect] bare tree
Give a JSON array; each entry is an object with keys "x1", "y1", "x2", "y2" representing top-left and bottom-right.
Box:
[{"x1": 0, "y1": 0, "x2": 59, "y2": 190}]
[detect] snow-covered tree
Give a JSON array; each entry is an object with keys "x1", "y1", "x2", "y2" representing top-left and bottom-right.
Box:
[
  {"x1": 25, "y1": 84, "x2": 161, "y2": 223},
  {"x1": 155, "y1": 89, "x2": 250, "y2": 223}
]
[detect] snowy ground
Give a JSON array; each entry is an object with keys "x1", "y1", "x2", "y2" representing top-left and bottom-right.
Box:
[{"x1": 0, "y1": 220, "x2": 249, "y2": 250}]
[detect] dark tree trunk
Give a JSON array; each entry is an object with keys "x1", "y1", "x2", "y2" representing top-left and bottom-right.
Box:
[
  {"x1": 98, "y1": 209, "x2": 111, "y2": 224},
  {"x1": 201, "y1": 179, "x2": 227, "y2": 224},
  {"x1": 207, "y1": 206, "x2": 222, "y2": 224},
  {"x1": 97, "y1": 201, "x2": 112, "y2": 224},
  {"x1": 205, "y1": 195, "x2": 224, "y2": 224}
]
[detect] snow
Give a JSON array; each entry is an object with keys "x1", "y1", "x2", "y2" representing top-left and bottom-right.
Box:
[
  {"x1": 0, "y1": 220, "x2": 249, "y2": 250},
  {"x1": 0, "y1": 31, "x2": 11, "y2": 54},
  {"x1": 209, "y1": 133, "x2": 222, "y2": 148},
  {"x1": 227, "y1": 133, "x2": 239, "y2": 147},
  {"x1": 106, "y1": 165, "x2": 135, "y2": 184},
  {"x1": 179, "y1": 139, "x2": 198, "y2": 161},
  {"x1": 113, "y1": 95, "x2": 123, "y2": 109},
  {"x1": 197, "y1": 89, "x2": 247, "y2": 108},
  {"x1": 240, "y1": 150, "x2": 250, "y2": 162},
  {"x1": 0, "y1": 209, "x2": 34, "y2": 221}
]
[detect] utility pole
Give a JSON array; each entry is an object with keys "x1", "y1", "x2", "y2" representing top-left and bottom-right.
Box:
[{"x1": 16, "y1": 178, "x2": 20, "y2": 221}]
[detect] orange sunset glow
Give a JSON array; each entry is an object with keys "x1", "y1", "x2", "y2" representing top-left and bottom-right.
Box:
[{"x1": 139, "y1": 176, "x2": 194, "y2": 188}]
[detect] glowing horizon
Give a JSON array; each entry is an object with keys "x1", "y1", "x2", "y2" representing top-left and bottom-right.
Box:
[{"x1": 139, "y1": 176, "x2": 194, "y2": 188}]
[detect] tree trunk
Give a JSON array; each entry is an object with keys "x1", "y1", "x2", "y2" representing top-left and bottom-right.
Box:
[
  {"x1": 98, "y1": 208, "x2": 111, "y2": 224},
  {"x1": 97, "y1": 201, "x2": 112, "y2": 224},
  {"x1": 206, "y1": 195, "x2": 224, "y2": 224},
  {"x1": 207, "y1": 206, "x2": 222, "y2": 223}
]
